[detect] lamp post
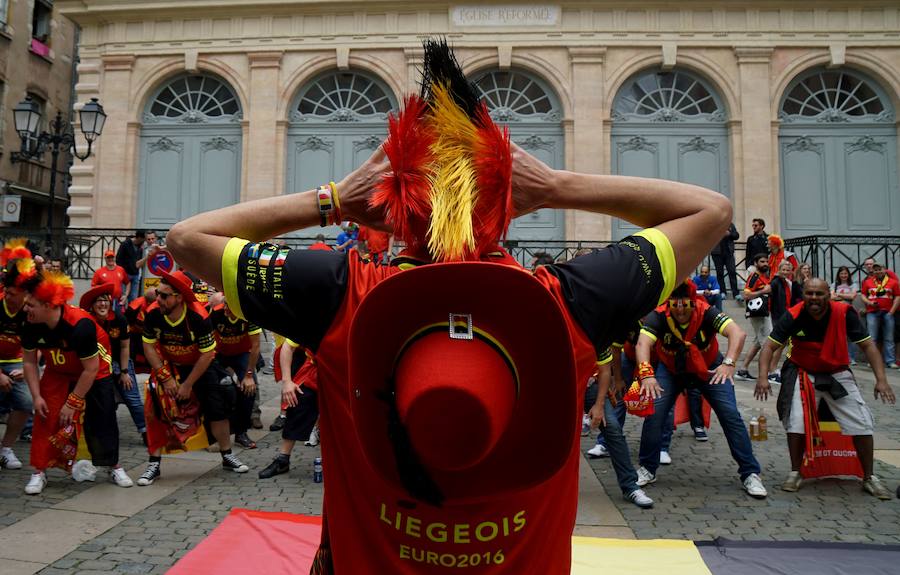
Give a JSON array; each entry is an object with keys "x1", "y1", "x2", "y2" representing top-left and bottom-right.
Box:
[{"x1": 12, "y1": 96, "x2": 106, "y2": 252}]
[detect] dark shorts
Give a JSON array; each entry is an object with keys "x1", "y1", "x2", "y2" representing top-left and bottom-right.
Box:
[
  {"x1": 83, "y1": 376, "x2": 120, "y2": 467},
  {"x1": 174, "y1": 362, "x2": 236, "y2": 422},
  {"x1": 0, "y1": 362, "x2": 33, "y2": 413},
  {"x1": 283, "y1": 388, "x2": 319, "y2": 441}
]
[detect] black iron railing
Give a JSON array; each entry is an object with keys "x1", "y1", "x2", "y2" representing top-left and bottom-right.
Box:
[
  {"x1": 783, "y1": 235, "x2": 900, "y2": 286},
  {"x1": 1, "y1": 229, "x2": 898, "y2": 286}
]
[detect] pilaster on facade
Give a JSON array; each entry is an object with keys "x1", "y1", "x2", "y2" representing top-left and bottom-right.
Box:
[
  {"x1": 403, "y1": 46, "x2": 424, "y2": 94},
  {"x1": 246, "y1": 51, "x2": 284, "y2": 202}
]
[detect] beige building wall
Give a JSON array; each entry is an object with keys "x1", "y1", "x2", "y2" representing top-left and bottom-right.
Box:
[
  {"x1": 57, "y1": 1, "x2": 900, "y2": 241},
  {"x1": 0, "y1": 0, "x2": 78, "y2": 231}
]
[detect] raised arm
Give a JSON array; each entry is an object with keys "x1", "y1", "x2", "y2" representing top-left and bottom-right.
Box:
[
  {"x1": 511, "y1": 145, "x2": 732, "y2": 283},
  {"x1": 169, "y1": 143, "x2": 731, "y2": 290}
]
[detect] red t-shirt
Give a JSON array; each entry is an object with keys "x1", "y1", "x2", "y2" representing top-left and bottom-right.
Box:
[
  {"x1": 91, "y1": 265, "x2": 129, "y2": 299},
  {"x1": 0, "y1": 295, "x2": 26, "y2": 363},
  {"x1": 358, "y1": 226, "x2": 391, "y2": 253},
  {"x1": 223, "y1": 229, "x2": 672, "y2": 574},
  {"x1": 861, "y1": 275, "x2": 900, "y2": 312},
  {"x1": 21, "y1": 305, "x2": 112, "y2": 379}
]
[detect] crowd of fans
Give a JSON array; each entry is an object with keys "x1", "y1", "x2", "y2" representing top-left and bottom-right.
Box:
[{"x1": 0, "y1": 218, "x2": 896, "y2": 502}]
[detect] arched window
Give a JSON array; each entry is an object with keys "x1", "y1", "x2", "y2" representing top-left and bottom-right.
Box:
[
  {"x1": 470, "y1": 69, "x2": 564, "y2": 241},
  {"x1": 778, "y1": 68, "x2": 897, "y2": 237},
  {"x1": 611, "y1": 69, "x2": 730, "y2": 240},
  {"x1": 471, "y1": 69, "x2": 561, "y2": 123},
  {"x1": 138, "y1": 74, "x2": 242, "y2": 228},
  {"x1": 292, "y1": 71, "x2": 393, "y2": 123},
  {"x1": 144, "y1": 75, "x2": 241, "y2": 124},
  {"x1": 779, "y1": 69, "x2": 893, "y2": 123},
  {"x1": 613, "y1": 70, "x2": 725, "y2": 122}
]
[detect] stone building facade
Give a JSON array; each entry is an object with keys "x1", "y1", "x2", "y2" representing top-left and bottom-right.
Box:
[
  {"x1": 0, "y1": 0, "x2": 79, "y2": 233},
  {"x1": 57, "y1": 1, "x2": 900, "y2": 243}
]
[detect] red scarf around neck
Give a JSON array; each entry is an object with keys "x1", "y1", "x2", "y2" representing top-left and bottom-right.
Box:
[{"x1": 786, "y1": 301, "x2": 849, "y2": 373}]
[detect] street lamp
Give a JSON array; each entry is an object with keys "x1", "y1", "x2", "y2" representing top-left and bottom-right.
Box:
[{"x1": 12, "y1": 96, "x2": 106, "y2": 251}]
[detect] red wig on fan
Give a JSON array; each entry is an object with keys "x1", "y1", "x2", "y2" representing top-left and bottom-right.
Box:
[
  {"x1": 29, "y1": 271, "x2": 75, "y2": 307},
  {"x1": 1, "y1": 238, "x2": 36, "y2": 289}
]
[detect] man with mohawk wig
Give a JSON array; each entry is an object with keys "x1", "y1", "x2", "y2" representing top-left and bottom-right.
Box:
[
  {"x1": 0, "y1": 240, "x2": 38, "y2": 471},
  {"x1": 167, "y1": 39, "x2": 732, "y2": 574},
  {"x1": 20, "y1": 270, "x2": 128, "y2": 494}
]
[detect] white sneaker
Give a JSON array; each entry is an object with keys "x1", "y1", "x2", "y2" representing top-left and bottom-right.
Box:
[
  {"x1": 305, "y1": 425, "x2": 320, "y2": 447},
  {"x1": 586, "y1": 444, "x2": 609, "y2": 458},
  {"x1": 71, "y1": 459, "x2": 97, "y2": 482},
  {"x1": 110, "y1": 467, "x2": 134, "y2": 488},
  {"x1": 636, "y1": 466, "x2": 657, "y2": 487},
  {"x1": 625, "y1": 488, "x2": 654, "y2": 509},
  {"x1": 659, "y1": 451, "x2": 672, "y2": 465},
  {"x1": 0, "y1": 446, "x2": 23, "y2": 469},
  {"x1": 743, "y1": 473, "x2": 768, "y2": 498},
  {"x1": 25, "y1": 472, "x2": 47, "y2": 495}
]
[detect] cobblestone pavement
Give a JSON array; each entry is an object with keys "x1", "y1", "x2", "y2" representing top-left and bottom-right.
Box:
[{"x1": 1, "y1": 309, "x2": 899, "y2": 573}]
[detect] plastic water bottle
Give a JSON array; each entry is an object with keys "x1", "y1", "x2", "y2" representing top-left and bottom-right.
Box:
[{"x1": 313, "y1": 457, "x2": 323, "y2": 483}]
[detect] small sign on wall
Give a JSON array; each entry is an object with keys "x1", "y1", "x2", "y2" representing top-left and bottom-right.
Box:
[
  {"x1": 452, "y1": 5, "x2": 560, "y2": 27},
  {"x1": 2, "y1": 196, "x2": 21, "y2": 223}
]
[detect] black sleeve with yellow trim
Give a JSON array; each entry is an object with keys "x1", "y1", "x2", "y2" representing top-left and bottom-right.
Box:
[
  {"x1": 703, "y1": 307, "x2": 734, "y2": 335},
  {"x1": 596, "y1": 347, "x2": 613, "y2": 366},
  {"x1": 221, "y1": 238, "x2": 348, "y2": 351},
  {"x1": 845, "y1": 308, "x2": 871, "y2": 344},
  {"x1": 142, "y1": 308, "x2": 159, "y2": 344},
  {"x1": 72, "y1": 318, "x2": 100, "y2": 360},
  {"x1": 768, "y1": 312, "x2": 796, "y2": 347},
  {"x1": 545, "y1": 230, "x2": 675, "y2": 352},
  {"x1": 187, "y1": 309, "x2": 218, "y2": 354},
  {"x1": 638, "y1": 311, "x2": 665, "y2": 343}
]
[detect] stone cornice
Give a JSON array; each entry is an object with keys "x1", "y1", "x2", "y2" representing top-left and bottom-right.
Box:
[
  {"x1": 568, "y1": 47, "x2": 606, "y2": 65},
  {"x1": 248, "y1": 51, "x2": 283, "y2": 68},
  {"x1": 734, "y1": 46, "x2": 774, "y2": 63},
  {"x1": 101, "y1": 54, "x2": 136, "y2": 71}
]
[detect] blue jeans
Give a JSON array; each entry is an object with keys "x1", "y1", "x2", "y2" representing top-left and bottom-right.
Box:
[
  {"x1": 658, "y1": 387, "x2": 705, "y2": 452},
  {"x1": 113, "y1": 360, "x2": 146, "y2": 433},
  {"x1": 867, "y1": 310, "x2": 896, "y2": 365},
  {"x1": 638, "y1": 359, "x2": 760, "y2": 479},
  {"x1": 127, "y1": 274, "x2": 141, "y2": 302},
  {"x1": 595, "y1": 353, "x2": 631, "y2": 449},
  {"x1": 598, "y1": 397, "x2": 640, "y2": 495},
  {"x1": 0, "y1": 362, "x2": 32, "y2": 436}
]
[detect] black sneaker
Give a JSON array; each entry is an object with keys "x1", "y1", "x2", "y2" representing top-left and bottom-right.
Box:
[
  {"x1": 693, "y1": 427, "x2": 709, "y2": 442},
  {"x1": 234, "y1": 433, "x2": 257, "y2": 449},
  {"x1": 735, "y1": 369, "x2": 753, "y2": 381},
  {"x1": 137, "y1": 462, "x2": 161, "y2": 486},
  {"x1": 269, "y1": 415, "x2": 287, "y2": 432},
  {"x1": 258, "y1": 456, "x2": 290, "y2": 479},
  {"x1": 222, "y1": 453, "x2": 249, "y2": 473}
]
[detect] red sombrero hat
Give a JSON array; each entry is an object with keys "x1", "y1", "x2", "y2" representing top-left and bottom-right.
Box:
[
  {"x1": 159, "y1": 270, "x2": 197, "y2": 303},
  {"x1": 349, "y1": 262, "x2": 576, "y2": 505},
  {"x1": 79, "y1": 283, "x2": 114, "y2": 311}
]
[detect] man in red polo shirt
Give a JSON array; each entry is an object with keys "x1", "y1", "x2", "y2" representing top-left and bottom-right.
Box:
[
  {"x1": 165, "y1": 40, "x2": 731, "y2": 574},
  {"x1": 92, "y1": 250, "x2": 130, "y2": 311},
  {"x1": 860, "y1": 262, "x2": 900, "y2": 368}
]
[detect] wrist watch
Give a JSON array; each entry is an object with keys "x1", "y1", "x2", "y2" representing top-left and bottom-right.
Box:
[{"x1": 722, "y1": 357, "x2": 735, "y2": 367}]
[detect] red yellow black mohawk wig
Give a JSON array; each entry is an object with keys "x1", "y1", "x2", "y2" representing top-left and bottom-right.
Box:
[
  {"x1": 0, "y1": 239, "x2": 36, "y2": 288},
  {"x1": 0, "y1": 238, "x2": 32, "y2": 268},
  {"x1": 31, "y1": 271, "x2": 75, "y2": 306},
  {"x1": 371, "y1": 38, "x2": 513, "y2": 262}
]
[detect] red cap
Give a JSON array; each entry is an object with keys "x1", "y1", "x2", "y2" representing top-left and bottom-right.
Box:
[
  {"x1": 104, "y1": 249, "x2": 115, "y2": 258},
  {"x1": 159, "y1": 270, "x2": 197, "y2": 303}
]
